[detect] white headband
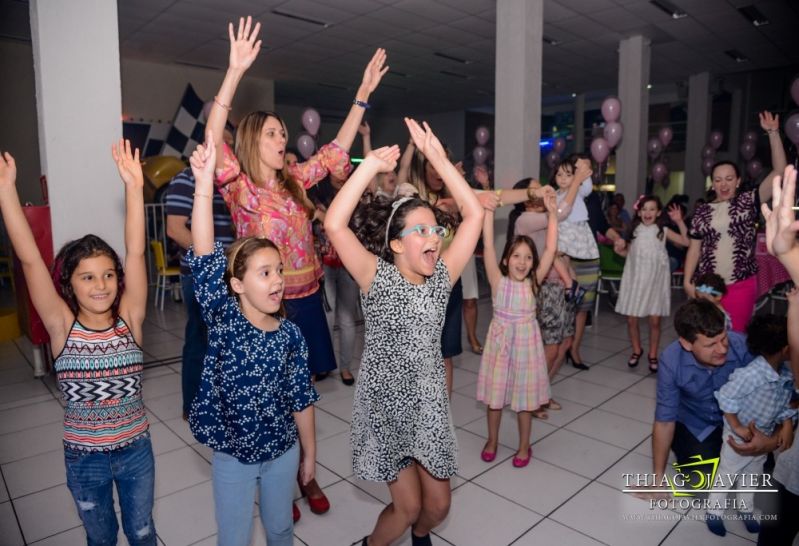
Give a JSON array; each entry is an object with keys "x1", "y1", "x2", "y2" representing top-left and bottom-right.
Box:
[{"x1": 384, "y1": 197, "x2": 414, "y2": 249}]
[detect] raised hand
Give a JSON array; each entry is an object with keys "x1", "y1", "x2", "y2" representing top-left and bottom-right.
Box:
[
  {"x1": 189, "y1": 133, "x2": 217, "y2": 186},
  {"x1": 573, "y1": 157, "x2": 593, "y2": 183},
  {"x1": 359, "y1": 48, "x2": 388, "y2": 96},
  {"x1": 364, "y1": 145, "x2": 400, "y2": 173},
  {"x1": 666, "y1": 203, "x2": 683, "y2": 223},
  {"x1": 477, "y1": 191, "x2": 500, "y2": 211},
  {"x1": 543, "y1": 190, "x2": 558, "y2": 214},
  {"x1": 111, "y1": 139, "x2": 143, "y2": 188},
  {"x1": 228, "y1": 16, "x2": 262, "y2": 72},
  {"x1": 357, "y1": 122, "x2": 371, "y2": 137},
  {"x1": 0, "y1": 152, "x2": 17, "y2": 191},
  {"x1": 404, "y1": 118, "x2": 447, "y2": 166},
  {"x1": 761, "y1": 165, "x2": 799, "y2": 260},
  {"x1": 759, "y1": 111, "x2": 779, "y2": 133},
  {"x1": 474, "y1": 165, "x2": 490, "y2": 189}
]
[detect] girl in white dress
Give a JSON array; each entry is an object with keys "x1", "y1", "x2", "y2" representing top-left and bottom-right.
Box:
[{"x1": 614, "y1": 196, "x2": 689, "y2": 372}]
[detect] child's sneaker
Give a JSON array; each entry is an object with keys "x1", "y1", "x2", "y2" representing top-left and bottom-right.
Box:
[{"x1": 705, "y1": 514, "x2": 726, "y2": 536}]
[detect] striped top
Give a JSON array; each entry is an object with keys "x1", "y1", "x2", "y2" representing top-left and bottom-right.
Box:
[{"x1": 54, "y1": 319, "x2": 149, "y2": 451}]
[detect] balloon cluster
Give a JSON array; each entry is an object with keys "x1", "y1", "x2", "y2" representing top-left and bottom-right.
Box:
[
  {"x1": 786, "y1": 77, "x2": 799, "y2": 147},
  {"x1": 472, "y1": 126, "x2": 490, "y2": 166},
  {"x1": 545, "y1": 138, "x2": 566, "y2": 170},
  {"x1": 649, "y1": 127, "x2": 673, "y2": 187},
  {"x1": 739, "y1": 131, "x2": 763, "y2": 180},
  {"x1": 700, "y1": 130, "x2": 724, "y2": 177},
  {"x1": 297, "y1": 108, "x2": 321, "y2": 159},
  {"x1": 590, "y1": 97, "x2": 623, "y2": 169}
]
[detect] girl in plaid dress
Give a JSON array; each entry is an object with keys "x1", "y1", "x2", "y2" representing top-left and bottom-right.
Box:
[{"x1": 477, "y1": 189, "x2": 559, "y2": 468}]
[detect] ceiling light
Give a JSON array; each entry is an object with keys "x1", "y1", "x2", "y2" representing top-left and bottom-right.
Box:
[
  {"x1": 724, "y1": 49, "x2": 749, "y2": 63},
  {"x1": 387, "y1": 70, "x2": 409, "y2": 78},
  {"x1": 317, "y1": 82, "x2": 350, "y2": 90},
  {"x1": 440, "y1": 70, "x2": 473, "y2": 80},
  {"x1": 650, "y1": 0, "x2": 688, "y2": 20},
  {"x1": 738, "y1": 5, "x2": 770, "y2": 27},
  {"x1": 647, "y1": 84, "x2": 652, "y2": 89},
  {"x1": 434, "y1": 52, "x2": 472, "y2": 64},
  {"x1": 571, "y1": 92, "x2": 577, "y2": 98},
  {"x1": 543, "y1": 36, "x2": 560, "y2": 46},
  {"x1": 271, "y1": 9, "x2": 329, "y2": 27}
]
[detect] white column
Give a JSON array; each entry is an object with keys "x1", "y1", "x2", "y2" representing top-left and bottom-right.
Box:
[
  {"x1": 574, "y1": 93, "x2": 585, "y2": 153},
  {"x1": 615, "y1": 35, "x2": 650, "y2": 201},
  {"x1": 494, "y1": 0, "x2": 542, "y2": 244},
  {"x1": 30, "y1": 0, "x2": 124, "y2": 253},
  {"x1": 685, "y1": 72, "x2": 711, "y2": 203}
]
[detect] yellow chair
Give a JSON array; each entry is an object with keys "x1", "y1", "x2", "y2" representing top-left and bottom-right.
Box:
[{"x1": 150, "y1": 240, "x2": 181, "y2": 310}]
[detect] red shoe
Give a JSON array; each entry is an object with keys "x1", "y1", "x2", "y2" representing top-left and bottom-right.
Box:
[
  {"x1": 305, "y1": 492, "x2": 330, "y2": 515},
  {"x1": 481, "y1": 449, "x2": 496, "y2": 462},
  {"x1": 512, "y1": 447, "x2": 532, "y2": 468},
  {"x1": 293, "y1": 502, "x2": 301, "y2": 523}
]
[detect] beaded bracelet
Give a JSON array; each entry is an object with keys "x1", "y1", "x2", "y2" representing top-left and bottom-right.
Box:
[{"x1": 353, "y1": 99, "x2": 370, "y2": 109}]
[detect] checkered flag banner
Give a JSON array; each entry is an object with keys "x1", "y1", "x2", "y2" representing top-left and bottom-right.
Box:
[{"x1": 160, "y1": 84, "x2": 206, "y2": 160}]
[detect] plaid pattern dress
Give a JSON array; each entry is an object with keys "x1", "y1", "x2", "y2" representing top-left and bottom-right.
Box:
[{"x1": 477, "y1": 277, "x2": 550, "y2": 412}]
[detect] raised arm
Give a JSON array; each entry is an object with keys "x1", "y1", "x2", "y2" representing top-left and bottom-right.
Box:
[
  {"x1": 112, "y1": 140, "x2": 147, "y2": 333},
  {"x1": 358, "y1": 122, "x2": 377, "y2": 194},
  {"x1": 787, "y1": 288, "x2": 799, "y2": 389},
  {"x1": 0, "y1": 152, "x2": 72, "y2": 345},
  {"x1": 325, "y1": 146, "x2": 400, "y2": 292},
  {"x1": 481, "y1": 209, "x2": 501, "y2": 297},
  {"x1": 396, "y1": 140, "x2": 415, "y2": 186},
  {"x1": 761, "y1": 165, "x2": 799, "y2": 283},
  {"x1": 758, "y1": 111, "x2": 787, "y2": 203},
  {"x1": 664, "y1": 203, "x2": 690, "y2": 247},
  {"x1": 207, "y1": 16, "x2": 262, "y2": 170},
  {"x1": 405, "y1": 119, "x2": 484, "y2": 283},
  {"x1": 561, "y1": 159, "x2": 593, "y2": 208},
  {"x1": 334, "y1": 49, "x2": 388, "y2": 151},
  {"x1": 535, "y1": 192, "x2": 559, "y2": 284},
  {"x1": 189, "y1": 134, "x2": 218, "y2": 256}
]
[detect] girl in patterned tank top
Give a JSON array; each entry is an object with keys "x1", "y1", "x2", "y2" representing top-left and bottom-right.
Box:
[{"x1": 0, "y1": 142, "x2": 154, "y2": 545}]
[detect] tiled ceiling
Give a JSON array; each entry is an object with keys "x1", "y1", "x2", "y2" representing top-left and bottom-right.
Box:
[{"x1": 2, "y1": 0, "x2": 798, "y2": 114}]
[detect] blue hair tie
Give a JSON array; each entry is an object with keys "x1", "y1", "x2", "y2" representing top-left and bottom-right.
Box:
[{"x1": 696, "y1": 284, "x2": 722, "y2": 297}]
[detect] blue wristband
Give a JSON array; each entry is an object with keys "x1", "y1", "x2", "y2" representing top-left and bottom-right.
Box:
[{"x1": 353, "y1": 99, "x2": 370, "y2": 109}]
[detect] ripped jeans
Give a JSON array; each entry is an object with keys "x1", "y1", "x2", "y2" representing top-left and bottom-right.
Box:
[{"x1": 64, "y1": 435, "x2": 157, "y2": 546}]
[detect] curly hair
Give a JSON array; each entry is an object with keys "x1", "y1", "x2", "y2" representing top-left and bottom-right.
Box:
[
  {"x1": 53, "y1": 234, "x2": 124, "y2": 322},
  {"x1": 746, "y1": 314, "x2": 788, "y2": 358},
  {"x1": 350, "y1": 194, "x2": 455, "y2": 263}
]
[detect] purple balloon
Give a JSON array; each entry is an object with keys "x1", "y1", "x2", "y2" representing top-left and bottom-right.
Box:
[
  {"x1": 601, "y1": 97, "x2": 621, "y2": 123},
  {"x1": 475, "y1": 126, "x2": 490, "y2": 146},
  {"x1": 746, "y1": 159, "x2": 764, "y2": 179},
  {"x1": 603, "y1": 121, "x2": 623, "y2": 149},
  {"x1": 739, "y1": 141, "x2": 756, "y2": 161},
  {"x1": 658, "y1": 127, "x2": 673, "y2": 149},
  {"x1": 792, "y1": 77, "x2": 799, "y2": 106},
  {"x1": 545, "y1": 151, "x2": 560, "y2": 170},
  {"x1": 701, "y1": 144, "x2": 715, "y2": 159},
  {"x1": 744, "y1": 130, "x2": 758, "y2": 143},
  {"x1": 785, "y1": 113, "x2": 799, "y2": 145},
  {"x1": 708, "y1": 130, "x2": 724, "y2": 150},
  {"x1": 647, "y1": 137, "x2": 662, "y2": 160},
  {"x1": 473, "y1": 146, "x2": 488, "y2": 165},
  {"x1": 301, "y1": 108, "x2": 321, "y2": 137},
  {"x1": 701, "y1": 157, "x2": 715, "y2": 176},
  {"x1": 590, "y1": 138, "x2": 610, "y2": 164},
  {"x1": 553, "y1": 137, "x2": 566, "y2": 154},
  {"x1": 651, "y1": 162, "x2": 668, "y2": 184},
  {"x1": 296, "y1": 133, "x2": 316, "y2": 159}
]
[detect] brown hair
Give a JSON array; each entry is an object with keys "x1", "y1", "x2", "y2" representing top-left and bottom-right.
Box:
[
  {"x1": 407, "y1": 145, "x2": 454, "y2": 204},
  {"x1": 224, "y1": 236, "x2": 285, "y2": 317},
  {"x1": 235, "y1": 111, "x2": 314, "y2": 218},
  {"x1": 498, "y1": 235, "x2": 541, "y2": 296}
]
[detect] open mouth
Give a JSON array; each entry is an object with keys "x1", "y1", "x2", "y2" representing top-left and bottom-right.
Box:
[
  {"x1": 268, "y1": 288, "x2": 283, "y2": 302},
  {"x1": 422, "y1": 247, "x2": 438, "y2": 267}
]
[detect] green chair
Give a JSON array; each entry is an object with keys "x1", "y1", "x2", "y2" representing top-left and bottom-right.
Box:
[{"x1": 595, "y1": 243, "x2": 626, "y2": 316}]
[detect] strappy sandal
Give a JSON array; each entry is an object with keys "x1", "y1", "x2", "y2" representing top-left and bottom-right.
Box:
[
  {"x1": 547, "y1": 399, "x2": 562, "y2": 411},
  {"x1": 469, "y1": 341, "x2": 484, "y2": 355},
  {"x1": 648, "y1": 356, "x2": 659, "y2": 373},
  {"x1": 627, "y1": 351, "x2": 642, "y2": 368},
  {"x1": 532, "y1": 408, "x2": 549, "y2": 419}
]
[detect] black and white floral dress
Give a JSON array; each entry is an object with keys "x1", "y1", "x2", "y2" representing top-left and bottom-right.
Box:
[{"x1": 351, "y1": 257, "x2": 458, "y2": 482}]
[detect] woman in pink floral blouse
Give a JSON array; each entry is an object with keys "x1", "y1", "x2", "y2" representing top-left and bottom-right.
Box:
[{"x1": 205, "y1": 16, "x2": 388, "y2": 518}]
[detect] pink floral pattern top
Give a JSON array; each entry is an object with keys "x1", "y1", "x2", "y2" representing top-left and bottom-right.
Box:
[{"x1": 215, "y1": 141, "x2": 352, "y2": 299}]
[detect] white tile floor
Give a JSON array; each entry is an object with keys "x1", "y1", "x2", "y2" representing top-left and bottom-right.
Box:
[{"x1": 0, "y1": 293, "x2": 761, "y2": 545}]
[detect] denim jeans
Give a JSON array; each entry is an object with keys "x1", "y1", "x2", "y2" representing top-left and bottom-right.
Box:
[
  {"x1": 322, "y1": 265, "x2": 360, "y2": 372},
  {"x1": 64, "y1": 436, "x2": 156, "y2": 546},
  {"x1": 182, "y1": 273, "x2": 207, "y2": 414},
  {"x1": 212, "y1": 441, "x2": 299, "y2": 546}
]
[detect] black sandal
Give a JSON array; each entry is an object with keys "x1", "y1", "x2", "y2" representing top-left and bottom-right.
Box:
[
  {"x1": 648, "y1": 357, "x2": 659, "y2": 373},
  {"x1": 627, "y1": 351, "x2": 642, "y2": 368}
]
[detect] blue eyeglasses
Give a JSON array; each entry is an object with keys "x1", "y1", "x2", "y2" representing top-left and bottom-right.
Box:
[{"x1": 398, "y1": 224, "x2": 449, "y2": 238}]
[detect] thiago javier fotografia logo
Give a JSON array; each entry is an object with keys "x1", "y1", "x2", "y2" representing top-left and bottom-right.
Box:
[{"x1": 621, "y1": 455, "x2": 777, "y2": 511}]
